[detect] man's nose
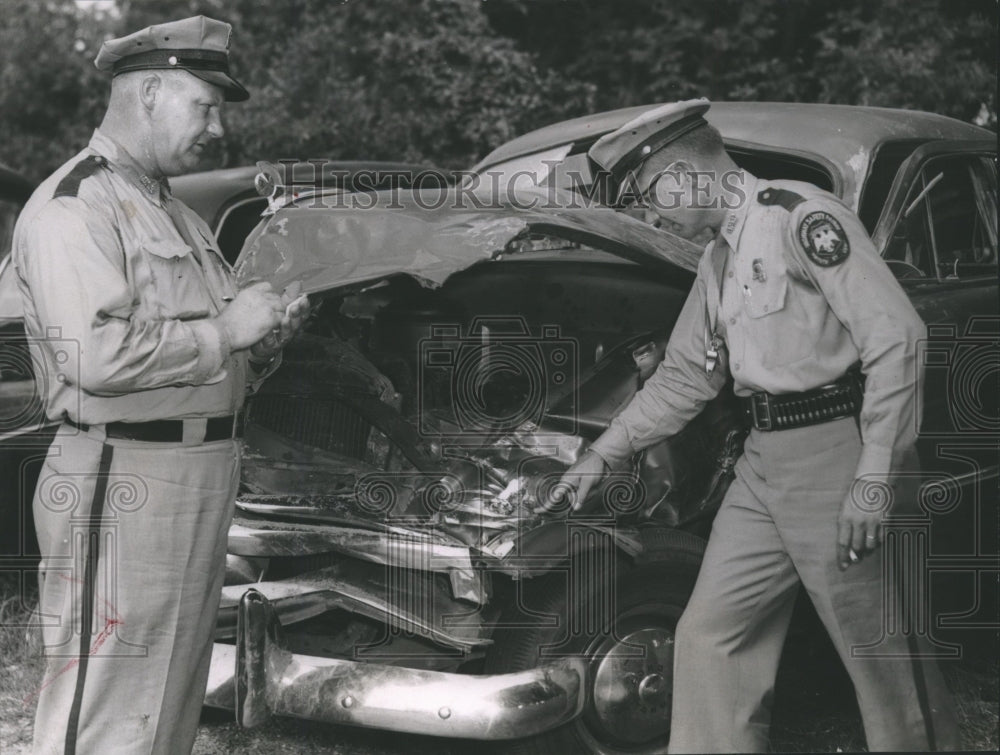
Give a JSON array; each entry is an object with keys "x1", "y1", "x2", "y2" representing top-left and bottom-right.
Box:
[{"x1": 207, "y1": 109, "x2": 225, "y2": 139}]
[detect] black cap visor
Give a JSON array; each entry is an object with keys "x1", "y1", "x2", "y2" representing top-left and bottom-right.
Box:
[
  {"x1": 112, "y1": 48, "x2": 249, "y2": 102},
  {"x1": 187, "y1": 69, "x2": 249, "y2": 102}
]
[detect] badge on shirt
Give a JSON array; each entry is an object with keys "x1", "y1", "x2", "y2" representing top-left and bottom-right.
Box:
[{"x1": 798, "y1": 211, "x2": 850, "y2": 267}]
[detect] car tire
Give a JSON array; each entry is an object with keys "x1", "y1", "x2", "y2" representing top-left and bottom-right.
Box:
[{"x1": 483, "y1": 526, "x2": 705, "y2": 755}]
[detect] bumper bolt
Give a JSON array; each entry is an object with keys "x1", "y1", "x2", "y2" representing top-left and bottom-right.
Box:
[
  {"x1": 342, "y1": 695, "x2": 355, "y2": 708},
  {"x1": 439, "y1": 706, "x2": 452, "y2": 719}
]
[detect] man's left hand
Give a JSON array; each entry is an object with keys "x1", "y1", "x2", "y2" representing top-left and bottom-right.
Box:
[{"x1": 250, "y1": 287, "x2": 311, "y2": 361}]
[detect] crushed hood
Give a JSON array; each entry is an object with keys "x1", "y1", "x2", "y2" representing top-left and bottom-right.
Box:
[{"x1": 234, "y1": 186, "x2": 702, "y2": 295}]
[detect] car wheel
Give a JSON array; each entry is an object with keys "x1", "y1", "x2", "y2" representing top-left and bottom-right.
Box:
[{"x1": 483, "y1": 527, "x2": 705, "y2": 754}]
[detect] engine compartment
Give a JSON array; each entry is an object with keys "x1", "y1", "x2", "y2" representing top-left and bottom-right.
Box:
[{"x1": 237, "y1": 254, "x2": 745, "y2": 551}]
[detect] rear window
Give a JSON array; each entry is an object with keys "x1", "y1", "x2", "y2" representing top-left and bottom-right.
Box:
[{"x1": 726, "y1": 147, "x2": 835, "y2": 194}]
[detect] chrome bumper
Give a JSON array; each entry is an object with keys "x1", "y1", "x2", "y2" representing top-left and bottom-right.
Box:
[{"x1": 204, "y1": 589, "x2": 587, "y2": 740}]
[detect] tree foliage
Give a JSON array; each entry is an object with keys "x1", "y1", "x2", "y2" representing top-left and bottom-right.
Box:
[{"x1": 0, "y1": 0, "x2": 994, "y2": 183}]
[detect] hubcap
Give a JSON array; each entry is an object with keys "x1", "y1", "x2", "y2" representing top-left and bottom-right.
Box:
[{"x1": 590, "y1": 627, "x2": 674, "y2": 744}]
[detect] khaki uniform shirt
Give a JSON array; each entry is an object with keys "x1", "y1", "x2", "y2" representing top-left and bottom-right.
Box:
[
  {"x1": 13, "y1": 130, "x2": 250, "y2": 425},
  {"x1": 590, "y1": 174, "x2": 926, "y2": 483}
]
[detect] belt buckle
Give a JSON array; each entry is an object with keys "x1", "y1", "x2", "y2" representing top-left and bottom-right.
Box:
[{"x1": 751, "y1": 392, "x2": 772, "y2": 431}]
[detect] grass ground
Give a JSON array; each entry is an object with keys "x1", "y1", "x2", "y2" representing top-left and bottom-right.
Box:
[{"x1": 2, "y1": 572, "x2": 997, "y2": 754}]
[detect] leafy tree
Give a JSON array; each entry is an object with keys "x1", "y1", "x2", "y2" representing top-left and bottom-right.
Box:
[
  {"x1": 216, "y1": 0, "x2": 592, "y2": 168},
  {"x1": 814, "y1": 0, "x2": 997, "y2": 124},
  {"x1": 485, "y1": 0, "x2": 996, "y2": 125},
  {"x1": 0, "y1": 0, "x2": 109, "y2": 182},
  {"x1": 0, "y1": 0, "x2": 993, "y2": 183}
]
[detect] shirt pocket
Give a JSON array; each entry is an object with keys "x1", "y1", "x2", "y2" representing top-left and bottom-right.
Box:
[
  {"x1": 743, "y1": 273, "x2": 812, "y2": 366},
  {"x1": 744, "y1": 272, "x2": 787, "y2": 320},
  {"x1": 140, "y1": 239, "x2": 214, "y2": 320}
]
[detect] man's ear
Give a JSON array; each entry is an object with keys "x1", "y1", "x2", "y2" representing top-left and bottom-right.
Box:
[
  {"x1": 665, "y1": 160, "x2": 694, "y2": 181},
  {"x1": 138, "y1": 74, "x2": 162, "y2": 112},
  {"x1": 650, "y1": 160, "x2": 693, "y2": 209}
]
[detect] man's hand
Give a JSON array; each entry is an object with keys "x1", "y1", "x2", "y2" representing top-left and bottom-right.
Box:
[
  {"x1": 249, "y1": 284, "x2": 311, "y2": 361},
  {"x1": 537, "y1": 450, "x2": 607, "y2": 514},
  {"x1": 214, "y1": 281, "x2": 283, "y2": 351},
  {"x1": 837, "y1": 478, "x2": 890, "y2": 571}
]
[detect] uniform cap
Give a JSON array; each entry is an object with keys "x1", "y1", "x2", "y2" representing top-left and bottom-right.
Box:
[
  {"x1": 589, "y1": 99, "x2": 711, "y2": 203},
  {"x1": 94, "y1": 15, "x2": 248, "y2": 102}
]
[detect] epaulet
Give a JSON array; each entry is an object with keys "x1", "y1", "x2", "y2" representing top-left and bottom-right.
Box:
[
  {"x1": 53, "y1": 155, "x2": 109, "y2": 199},
  {"x1": 757, "y1": 187, "x2": 806, "y2": 212}
]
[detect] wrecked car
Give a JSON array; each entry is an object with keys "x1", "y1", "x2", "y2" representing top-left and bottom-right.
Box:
[
  {"x1": 196, "y1": 104, "x2": 996, "y2": 754},
  {"x1": 202, "y1": 187, "x2": 731, "y2": 752},
  {"x1": 1, "y1": 104, "x2": 996, "y2": 754}
]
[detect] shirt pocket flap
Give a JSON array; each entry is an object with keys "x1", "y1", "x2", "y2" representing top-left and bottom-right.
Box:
[
  {"x1": 143, "y1": 239, "x2": 193, "y2": 260},
  {"x1": 744, "y1": 273, "x2": 788, "y2": 319}
]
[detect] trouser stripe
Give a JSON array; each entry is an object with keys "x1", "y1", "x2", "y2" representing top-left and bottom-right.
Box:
[
  {"x1": 906, "y1": 631, "x2": 937, "y2": 750},
  {"x1": 63, "y1": 443, "x2": 114, "y2": 755}
]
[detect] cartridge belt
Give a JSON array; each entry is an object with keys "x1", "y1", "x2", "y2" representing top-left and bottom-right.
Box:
[{"x1": 740, "y1": 371, "x2": 864, "y2": 432}]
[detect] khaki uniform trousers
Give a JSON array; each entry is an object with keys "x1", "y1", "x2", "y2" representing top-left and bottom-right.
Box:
[
  {"x1": 31, "y1": 424, "x2": 239, "y2": 755},
  {"x1": 669, "y1": 417, "x2": 960, "y2": 752}
]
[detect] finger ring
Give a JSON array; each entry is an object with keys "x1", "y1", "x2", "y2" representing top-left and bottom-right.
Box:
[{"x1": 865, "y1": 534, "x2": 877, "y2": 541}]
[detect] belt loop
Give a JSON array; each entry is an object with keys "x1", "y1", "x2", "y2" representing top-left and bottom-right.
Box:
[
  {"x1": 70, "y1": 421, "x2": 106, "y2": 442},
  {"x1": 182, "y1": 417, "x2": 207, "y2": 445}
]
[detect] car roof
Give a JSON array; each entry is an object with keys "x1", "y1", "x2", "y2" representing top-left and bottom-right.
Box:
[
  {"x1": 472, "y1": 102, "x2": 993, "y2": 207},
  {"x1": 475, "y1": 102, "x2": 991, "y2": 169}
]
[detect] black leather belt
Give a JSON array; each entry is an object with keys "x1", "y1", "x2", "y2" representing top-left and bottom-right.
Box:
[
  {"x1": 65, "y1": 415, "x2": 243, "y2": 443},
  {"x1": 740, "y1": 371, "x2": 864, "y2": 431}
]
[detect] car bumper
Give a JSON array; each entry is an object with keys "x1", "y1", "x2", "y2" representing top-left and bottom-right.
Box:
[{"x1": 204, "y1": 588, "x2": 587, "y2": 740}]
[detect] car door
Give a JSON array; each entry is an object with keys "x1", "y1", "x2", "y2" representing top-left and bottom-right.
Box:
[
  {"x1": 871, "y1": 139, "x2": 998, "y2": 434},
  {"x1": 872, "y1": 139, "x2": 999, "y2": 634}
]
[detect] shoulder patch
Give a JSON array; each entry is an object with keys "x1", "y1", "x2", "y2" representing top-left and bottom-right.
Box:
[
  {"x1": 757, "y1": 188, "x2": 806, "y2": 212},
  {"x1": 53, "y1": 155, "x2": 108, "y2": 199},
  {"x1": 798, "y1": 210, "x2": 850, "y2": 267}
]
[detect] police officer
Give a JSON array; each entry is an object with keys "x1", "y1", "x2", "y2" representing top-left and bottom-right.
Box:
[
  {"x1": 548, "y1": 100, "x2": 959, "y2": 751},
  {"x1": 13, "y1": 16, "x2": 308, "y2": 754}
]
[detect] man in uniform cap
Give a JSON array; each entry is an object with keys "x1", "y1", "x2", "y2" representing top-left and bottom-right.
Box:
[
  {"x1": 13, "y1": 15, "x2": 308, "y2": 754},
  {"x1": 548, "y1": 100, "x2": 959, "y2": 751}
]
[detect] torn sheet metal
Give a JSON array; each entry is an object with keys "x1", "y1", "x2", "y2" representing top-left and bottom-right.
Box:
[{"x1": 234, "y1": 187, "x2": 702, "y2": 297}]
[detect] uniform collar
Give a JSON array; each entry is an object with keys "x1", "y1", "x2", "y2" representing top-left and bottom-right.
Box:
[
  {"x1": 718, "y1": 172, "x2": 758, "y2": 251},
  {"x1": 88, "y1": 129, "x2": 172, "y2": 206}
]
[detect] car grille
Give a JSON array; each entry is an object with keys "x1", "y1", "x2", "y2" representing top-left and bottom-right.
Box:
[{"x1": 249, "y1": 395, "x2": 373, "y2": 460}]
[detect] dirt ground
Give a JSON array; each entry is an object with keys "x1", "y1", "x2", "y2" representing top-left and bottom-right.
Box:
[{"x1": 2, "y1": 575, "x2": 997, "y2": 754}]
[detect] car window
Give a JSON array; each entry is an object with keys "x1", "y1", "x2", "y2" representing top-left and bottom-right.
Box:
[
  {"x1": 884, "y1": 154, "x2": 998, "y2": 281},
  {"x1": 857, "y1": 139, "x2": 927, "y2": 233},
  {"x1": 726, "y1": 147, "x2": 835, "y2": 194}
]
